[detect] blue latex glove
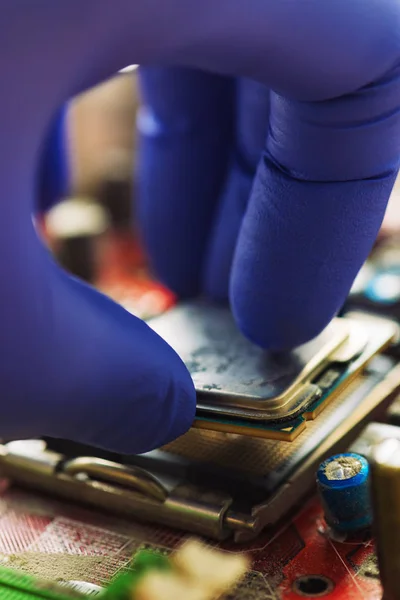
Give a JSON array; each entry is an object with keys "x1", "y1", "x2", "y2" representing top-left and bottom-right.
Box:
[
  {"x1": 37, "y1": 106, "x2": 70, "y2": 213},
  {"x1": 9, "y1": 1, "x2": 400, "y2": 454}
]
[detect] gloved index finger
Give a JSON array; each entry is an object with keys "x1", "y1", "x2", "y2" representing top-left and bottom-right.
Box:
[
  {"x1": 37, "y1": 105, "x2": 70, "y2": 213},
  {"x1": 137, "y1": 67, "x2": 234, "y2": 298},
  {"x1": 230, "y1": 76, "x2": 400, "y2": 349}
]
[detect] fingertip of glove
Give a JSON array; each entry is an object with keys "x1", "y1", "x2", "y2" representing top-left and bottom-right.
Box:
[
  {"x1": 154, "y1": 372, "x2": 197, "y2": 449},
  {"x1": 104, "y1": 348, "x2": 197, "y2": 456},
  {"x1": 73, "y1": 371, "x2": 196, "y2": 457},
  {"x1": 38, "y1": 279, "x2": 197, "y2": 456},
  {"x1": 230, "y1": 290, "x2": 331, "y2": 351}
]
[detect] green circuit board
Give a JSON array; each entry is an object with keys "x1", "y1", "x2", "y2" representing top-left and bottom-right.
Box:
[
  {"x1": 0, "y1": 564, "x2": 84, "y2": 599},
  {"x1": 0, "y1": 550, "x2": 166, "y2": 600}
]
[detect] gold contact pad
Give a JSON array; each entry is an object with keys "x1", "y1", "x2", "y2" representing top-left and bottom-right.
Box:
[
  {"x1": 191, "y1": 369, "x2": 363, "y2": 442},
  {"x1": 163, "y1": 362, "x2": 400, "y2": 481},
  {"x1": 189, "y1": 318, "x2": 395, "y2": 440},
  {"x1": 190, "y1": 366, "x2": 369, "y2": 442},
  {"x1": 192, "y1": 419, "x2": 305, "y2": 441},
  {"x1": 163, "y1": 376, "x2": 366, "y2": 477}
]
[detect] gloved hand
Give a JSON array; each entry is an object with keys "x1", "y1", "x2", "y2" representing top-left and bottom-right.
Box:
[{"x1": 7, "y1": 0, "x2": 400, "y2": 454}]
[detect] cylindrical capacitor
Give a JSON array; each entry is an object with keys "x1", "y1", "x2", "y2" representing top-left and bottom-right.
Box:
[
  {"x1": 387, "y1": 394, "x2": 400, "y2": 427},
  {"x1": 45, "y1": 198, "x2": 109, "y2": 283},
  {"x1": 317, "y1": 453, "x2": 372, "y2": 533},
  {"x1": 97, "y1": 151, "x2": 133, "y2": 230},
  {"x1": 98, "y1": 176, "x2": 133, "y2": 230},
  {"x1": 370, "y1": 437, "x2": 400, "y2": 600}
]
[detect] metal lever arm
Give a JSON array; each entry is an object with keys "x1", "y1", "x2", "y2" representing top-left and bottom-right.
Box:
[{"x1": 62, "y1": 457, "x2": 168, "y2": 502}]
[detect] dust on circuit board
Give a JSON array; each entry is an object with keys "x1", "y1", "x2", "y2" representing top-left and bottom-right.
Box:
[{"x1": 0, "y1": 481, "x2": 381, "y2": 599}]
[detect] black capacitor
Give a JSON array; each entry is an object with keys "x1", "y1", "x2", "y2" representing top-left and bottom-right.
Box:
[
  {"x1": 98, "y1": 175, "x2": 133, "y2": 230},
  {"x1": 96, "y1": 152, "x2": 134, "y2": 230},
  {"x1": 46, "y1": 198, "x2": 109, "y2": 283}
]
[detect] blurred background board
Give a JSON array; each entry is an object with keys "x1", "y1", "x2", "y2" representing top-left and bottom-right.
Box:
[{"x1": 68, "y1": 70, "x2": 139, "y2": 197}]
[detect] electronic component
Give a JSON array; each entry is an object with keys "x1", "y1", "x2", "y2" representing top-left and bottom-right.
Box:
[
  {"x1": 149, "y1": 302, "x2": 396, "y2": 440},
  {"x1": 349, "y1": 421, "x2": 400, "y2": 598},
  {"x1": 350, "y1": 421, "x2": 400, "y2": 459},
  {"x1": 170, "y1": 540, "x2": 248, "y2": 595},
  {"x1": 62, "y1": 582, "x2": 103, "y2": 595},
  {"x1": 347, "y1": 264, "x2": 400, "y2": 321},
  {"x1": 369, "y1": 437, "x2": 400, "y2": 600},
  {"x1": 2, "y1": 356, "x2": 399, "y2": 543},
  {"x1": 316, "y1": 453, "x2": 372, "y2": 533},
  {"x1": 97, "y1": 171, "x2": 133, "y2": 231},
  {"x1": 345, "y1": 230, "x2": 400, "y2": 327},
  {"x1": 105, "y1": 542, "x2": 249, "y2": 600},
  {"x1": 45, "y1": 198, "x2": 109, "y2": 283}
]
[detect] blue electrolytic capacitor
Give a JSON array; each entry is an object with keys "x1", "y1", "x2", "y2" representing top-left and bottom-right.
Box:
[{"x1": 317, "y1": 453, "x2": 372, "y2": 533}]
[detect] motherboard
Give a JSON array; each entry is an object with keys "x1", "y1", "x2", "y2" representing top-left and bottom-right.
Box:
[
  {"x1": 7, "y1": 194, "x2": 400, "y2": 599},
  {"x1": 0, "y1": 478, "x2": 384, "y2": 599}
]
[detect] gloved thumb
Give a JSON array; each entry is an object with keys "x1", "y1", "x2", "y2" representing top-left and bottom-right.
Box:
[
  {"x1": 37, "y1": 106, "x2": 70, "y2": 214},
  {"x1": 0, "y1": 3, "x2": 201, "y2": 453},
  {"x1": 5, "y1": 0, "x2": 399, "y2": 452},
  {"x1": 1, "y1": 232, "x2": 194, "y2": 453}
]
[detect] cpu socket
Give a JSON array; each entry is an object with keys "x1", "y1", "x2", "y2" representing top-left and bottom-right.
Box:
[{"x1": 0, "y1": 303, "x2": 398, "y2": 542}]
